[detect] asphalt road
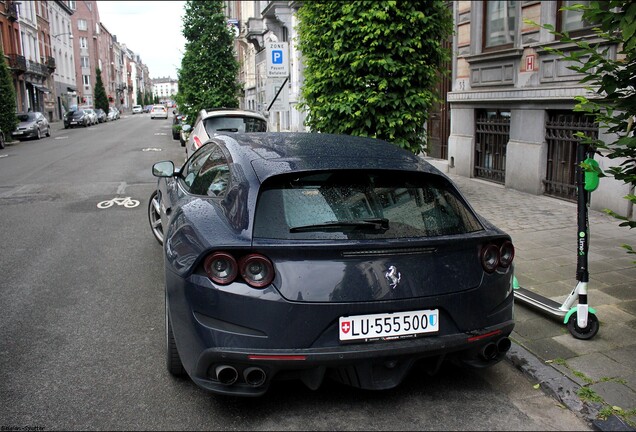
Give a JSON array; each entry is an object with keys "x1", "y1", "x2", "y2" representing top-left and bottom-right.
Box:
[{"x1": 0, "y1": 113, "x2": 591, "y2": 431}]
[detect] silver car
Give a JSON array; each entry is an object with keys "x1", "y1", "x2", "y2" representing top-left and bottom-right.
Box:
[
  {"x1": 11, "y1": 111, "x2": 51, "y2": 141},
  {"x1": 83, "y1": 108, "x2": 99, "y2": 126}
]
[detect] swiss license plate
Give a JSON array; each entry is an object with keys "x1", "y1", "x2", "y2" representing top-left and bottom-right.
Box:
[{"x1": 339, "y1": 309, "x2": 439, "y2": 343}]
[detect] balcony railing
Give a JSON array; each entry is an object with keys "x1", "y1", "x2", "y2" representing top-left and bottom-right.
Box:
[
  {"x1": 8, "y1": 54, "x2": 27, "y2": 73},
  {"x1": 46, "y1": 56, "x2": 56, "y2": 72},
  {"x1": 26, "y1": 59, "x2": 50, "y2": 77}
]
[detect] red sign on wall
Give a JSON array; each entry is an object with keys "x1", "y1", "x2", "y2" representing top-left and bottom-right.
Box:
[{"x1": 526, "y1": 54, "x2": 535, "y2": 71}]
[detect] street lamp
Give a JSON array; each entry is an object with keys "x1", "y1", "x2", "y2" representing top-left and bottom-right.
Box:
[{"x1": 52, "y1": 32, "x2": 74, "y2": 40}]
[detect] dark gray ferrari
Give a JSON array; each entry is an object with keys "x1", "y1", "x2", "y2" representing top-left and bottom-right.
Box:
[{"x1": 149, "y1": 132, "x2": 515, "y2": 397}]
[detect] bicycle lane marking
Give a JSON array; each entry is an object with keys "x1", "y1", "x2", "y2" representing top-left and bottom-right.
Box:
[{"x1": 96, "y1": 197, "x2": 140, "y2": 209}]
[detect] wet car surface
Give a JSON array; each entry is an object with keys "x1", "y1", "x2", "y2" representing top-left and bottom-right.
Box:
[{"x1": 149, "y1": 132, "x2": 515, "y2": 397}]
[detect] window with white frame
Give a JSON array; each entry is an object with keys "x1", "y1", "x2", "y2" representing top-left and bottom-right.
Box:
[
  {"x1": 78, "y1": 19, "x2": 87, "y2": 31},
  {"x1": 80, "y1": 56, "x2": 90, "y2": 68},
  {"x1": 79, "y1": 37, "x2": 88, "y2": 48},
  {"x1": 83, "y1": 74, "x2": 90, "y2": 87}
]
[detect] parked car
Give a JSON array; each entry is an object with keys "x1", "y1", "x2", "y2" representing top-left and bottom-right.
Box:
[
  {"x1": 11, "y1": 111, "x2": 50, "y2": 141},
  {"x1": 149, "y1": 132, "x2": 515, "y2": 397},
  {"x1": 132, "y1": 105, "x2": 143, "y2": 114},
  {"x1": 144, "y1": 105, "x2": 153, "y2": 113},
  {"x1": 64, "y1": 109, "x2": 89, "y2": 128},
  {"x1": 83, "y1": 108, "x2": 98, "y2": 125},
  {"x1": 185, "y1": 108, "x2": 267, "y2": 159},
  {"x1": 95, "y1": 108, "x2": 107, "y2": 123},
  {"x1": 107, "y1": 107, "x2": 120, "y2": 121},
  {"x1": 150, "y1": 104, "x2": 168, "y2": 119}
]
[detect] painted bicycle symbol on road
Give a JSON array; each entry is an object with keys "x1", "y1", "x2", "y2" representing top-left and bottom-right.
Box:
[{"x1": 97, "y1": 196, "x2": 140, "y2": 209}]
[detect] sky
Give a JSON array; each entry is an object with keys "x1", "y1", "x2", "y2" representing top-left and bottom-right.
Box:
[{"x1": 97, "y1": 1, "x2": 187, "y2": 79}]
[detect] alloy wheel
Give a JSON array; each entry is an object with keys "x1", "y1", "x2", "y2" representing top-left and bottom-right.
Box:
[{"x1": 148, "y1": 191, "x2": 164, "y2": 245}]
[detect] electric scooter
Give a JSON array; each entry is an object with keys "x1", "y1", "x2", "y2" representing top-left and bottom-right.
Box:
[{"x1": 513, "y1": 142, "x2": 600, "y2": 340}]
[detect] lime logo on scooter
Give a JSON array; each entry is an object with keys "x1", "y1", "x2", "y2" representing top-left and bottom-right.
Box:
[{"x1": 578, "y1": 231, "x2": 586, "y2": 256}]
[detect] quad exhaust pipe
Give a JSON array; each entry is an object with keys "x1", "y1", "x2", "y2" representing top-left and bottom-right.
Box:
[
  {"x1": 214, "y1": 365, "x2": 267, "y2": 387},
  {"x1": 479, "y1": 337, "x2": 512, "y2": 361},
  {"x1": 215, "y1": 365, "x2": 239, "y2": 385},
  {"x1": 244, "y1": 367, "x2": 267, "y2": 387}
]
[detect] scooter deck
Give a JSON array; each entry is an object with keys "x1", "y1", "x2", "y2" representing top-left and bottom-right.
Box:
[{"x1": 514, "y1": 287, "x2": 568, "y2": 320}]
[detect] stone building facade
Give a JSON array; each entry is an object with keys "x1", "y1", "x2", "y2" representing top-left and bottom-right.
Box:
[{"x1": 446, "y1": 1, "x2": 633, "y2": 218}]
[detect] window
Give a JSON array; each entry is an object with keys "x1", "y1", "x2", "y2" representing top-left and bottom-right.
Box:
[
  {"x1": 77, "y1": 19, "x2": 87, "y2": 31},
  {"x1": 483, "y1": 0, "x2": 516, "y2": 50},
  {"x1": 82, "y1": 74, "x2": 90, "y2": 86},
  {"x1": 180, "y1": 144, "x2": 229, "y2": 196},
  {"x1": 253, "y1": 171, "x2": 484, "y2": 240},
  {"x1": 557, "y1": 1, "x2": 594, "y2": 36},
  {"x1": 204, "y1": 116, "x2": 267, "y2": 134},
  {"x1": 69, "y1": 1, "x2": 76, "y2": 10},
  {"x1": 79, "y1": 37, "x2": 88, "y2": 48},
  {"x1": 80, "y1": 56, "x2": 89, "y2": 68}
]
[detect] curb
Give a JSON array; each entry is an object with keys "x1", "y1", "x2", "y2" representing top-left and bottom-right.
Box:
[{"x1": 505, "y1": 342, "x2": 635, "y2": 431}]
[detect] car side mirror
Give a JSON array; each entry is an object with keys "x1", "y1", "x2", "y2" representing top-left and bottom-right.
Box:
[{"x1": 152, "y1": 161, "x2": 175, "y2": 177}]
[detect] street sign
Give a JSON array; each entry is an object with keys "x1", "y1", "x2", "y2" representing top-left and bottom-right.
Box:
[
  {"x1": 266, "y1": 77, "x2": 289, "y2": 112},
  {"x1": 227, "y1": 19, "x2": 239, "y2": 38},
  {"x1": 266, "y1": 42, "x2": 289, "y2": 78}
]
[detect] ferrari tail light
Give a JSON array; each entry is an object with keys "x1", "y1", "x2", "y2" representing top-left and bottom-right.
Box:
[
  {"x1": 203, "y1": 252, "x2": 275, "y2": 288},
  {"x1": 480, "y1": 240, "x2": 515, "y2": 273},
  {"x1": 204, "y1": 252, "x2": 238, "y2": 285},
  {"x1": 480, "y1": 244, "x2": 500, "y2": 273},
  {"x1": 193, "y1": 135, "x2": 202, "y2": 149},
  {"x1": 239, "y1": 254, "x2": 274, "y2": 288},
  {"x1": 499, "y1": 241, "x2": 515, "y2": 268}
]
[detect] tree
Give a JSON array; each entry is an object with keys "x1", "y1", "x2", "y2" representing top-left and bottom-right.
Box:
[
  {"x1": 296, "y1": 1, "x2": 453, "y2": 153},
  {"x1": 94, "y1": 68, "x2": 109, "y2": 113},
  {"x1": 535, "y1": 1, "x2": 635, "y2": 258},
  {"x1": 136, "y1": 89, "x2": 143, "y2": 107},
  {"x1": 177, "y1": 0, "x2": 240, "y2": 123},
  {"x1": 0, "y1": 47, "x2": 18, "y2": 137}
]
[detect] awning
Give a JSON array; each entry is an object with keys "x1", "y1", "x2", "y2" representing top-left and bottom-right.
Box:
[
  {"x1": 67, "y1": 86, "x2": 76, "y2": 92},
  {"x1": 33, "y1": 84, "x2": 51, "y2": 93}
]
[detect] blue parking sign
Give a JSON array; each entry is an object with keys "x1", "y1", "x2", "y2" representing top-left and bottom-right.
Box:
[{"x1": 272, "y1": 50, "x2": 283, "y2": 64}]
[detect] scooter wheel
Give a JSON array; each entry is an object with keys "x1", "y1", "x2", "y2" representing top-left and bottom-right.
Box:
[{"x1": 567, "y1": 312, "x2": 599, "y2": 340}]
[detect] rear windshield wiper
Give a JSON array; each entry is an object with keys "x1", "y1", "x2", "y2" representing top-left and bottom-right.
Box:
[
  {"x1": 215, "y1": 128, "x2": 239, "y2": 132},
  {"x1": 290, "y1": 218, "x2": 389, "y2": 233}
]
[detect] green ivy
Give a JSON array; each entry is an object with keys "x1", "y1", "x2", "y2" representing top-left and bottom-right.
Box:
[
  {"x1": 0, "y1": 47, "x2": 18, "y2": 136},
  {"x1": 296, "y1": 0, "x2": 453, "y2": 154}
]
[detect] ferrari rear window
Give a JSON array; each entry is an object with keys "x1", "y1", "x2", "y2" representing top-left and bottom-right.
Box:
[{"x1": 253, "y1": 171, "x2": 484, "y2": 240}]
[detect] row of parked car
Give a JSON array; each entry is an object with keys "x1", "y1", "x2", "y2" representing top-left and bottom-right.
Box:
[{"x1": 64, "y1": 106, "x2": 121, "y2": 129}]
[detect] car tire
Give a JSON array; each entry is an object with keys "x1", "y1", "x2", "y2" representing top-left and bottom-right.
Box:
[
  {"x1": 46, "y1": 126, "x2": 51, "y2": 137},
  {"x1": 36, "y1": 129, "x2": 41, "y2": 140},
  {"x1": 148, "y1": 190, "x2": 164, "y2": 245},
  {"x1": 166, "y1": 293, "x2": 186, "y2": 377}
]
